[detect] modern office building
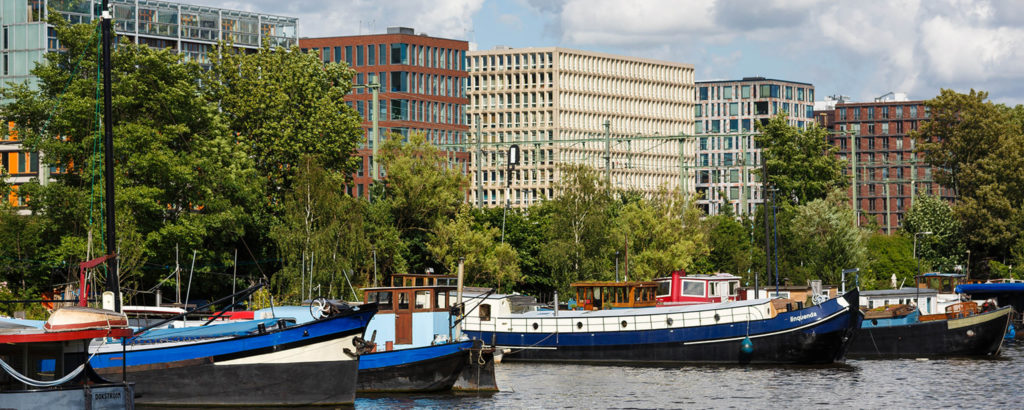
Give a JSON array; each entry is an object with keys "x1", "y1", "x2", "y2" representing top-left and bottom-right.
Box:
[
  {"x1": 300, "y1": 27, "x2": 470, "y2": 200},
  {"x1": 694, "y1": 77, "x2": 816, "y2": 216},
  {"x1": 466, "y1": 46, "x2": 694, "y2": 208},
  {"x1": 817, "y1": 92, "x2": 953, "y2": 232},
  {"x1": 0, "y1": 0, "x2": 298, "y2": 206}
]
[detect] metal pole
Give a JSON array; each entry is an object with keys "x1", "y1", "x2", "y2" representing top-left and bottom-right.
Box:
[
  {"x1": 370, "y1": 74, "x2": 380, "y2": 187},
  {"x1": 101, "y1": 1, "x2": 120, "y2": 313},
  {"x1": 603, "y1": 120, "x2": 611, "y2": 189},
  {"x1": 231, "y1": 248, "x2": 237, "y2": 311},
  {"x1": 740, "y1": 134, "x2": 747, "y2": 216},
  {"x1": 851, "y1": 131, "x2": 858, "y2": 227},
  {"x1": 885, "y1": 177, "x2": 891, "y2": 234},
  {"x1": 772, "y1": 189, "x2": 780, "y2": 297},
  {"x1": 476, "y1": 118, "x2": 483, "y2": 208},
  {"x1": 679, "y1": 137, "x2": 686, "y2": 196},
  {"x1": 763, "y1": 155, "x2": 771, "y2": 297}
]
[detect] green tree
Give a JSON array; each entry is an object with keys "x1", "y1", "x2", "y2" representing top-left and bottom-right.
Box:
[
  {"x1": 539, "y1": 164, "x2": 614, "y2": 293},
  {"x1": 375, "y1": 132, "x2": 468, "y2": 278},
  {"x1": 788, "y1": 189, "x2": 866, "y2": 285},
  {"x1": 1, "y1": 17, "x2": 267, "y2": 302},
  {"x1": 914, "y1": 89, "x2": 1024, "y2": 277},
  {"x1": 471, "y1": 206, "x2": 548, "y2": 295},
  {"x1": 611, "y1": 189, "x2": 708, "y2": 281},
  {"x1": 428, "y1": 208, "x2": 520, "y2": 292},
  {"x1": 863, "y1": 233, "x2": 915, "y2": 290},
  {"x1": 705, "y1": 214, "x2": 753, "y2": 278},
  {"x1": 901, "y1": 193, "x2": 966, "y2": 273},
  {"x1": 204, "y1": 43, "x2": 364, "y2": 204},
  {"x1": 270, "y1": 156, "x2": 367, "y2": 303},
  {"x1": 756, "y1": 113, "x2": 847, "y2": 206}
]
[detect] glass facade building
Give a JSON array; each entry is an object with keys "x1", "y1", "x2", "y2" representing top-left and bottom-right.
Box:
[
  {"x1": 0, "y1": 0, "x2": 297, "y2": 207},
  {"x1": 694, "y1": 77, "x2": 815, "y2": 216}
]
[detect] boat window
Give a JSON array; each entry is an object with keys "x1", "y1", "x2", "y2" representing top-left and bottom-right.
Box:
[
  {"x1": 656, "y1": 280, "x2": 670, "y2": 297},
  {"x1": 479, "y1": 304, "x2": 491, "y2": 321},
  {"x1": 729, "y1": 281, "x2": 739, "y2": 296},
  {"x1": 416, "y1": 277, "x2": 425, "y2": 286},
  {"x1": 710, "y1": 282, "x2": 719, "y2": 296},
  {"x1": 372, "y1": 291, "x2": 393, "y2": 311},
  {"x1": 398, "y1": 292, "x2": 410, "y2": 310},
  {"x1": 435, "y1": 291, "x2": 448, "y2": 309},
  {"x1": 615, "y1": 287, "x2": 627, "y2": 303},
  {"x1": 682, "y1": 281, "x2": 705, "y2": 296},
  {"x1": 414, "y1": 290, "x2": 429, "y2": 310}
]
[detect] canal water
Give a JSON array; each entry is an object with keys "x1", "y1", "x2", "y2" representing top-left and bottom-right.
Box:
[{"x1": 357, "y1": 341, "x2": 1024, "y2": 408}]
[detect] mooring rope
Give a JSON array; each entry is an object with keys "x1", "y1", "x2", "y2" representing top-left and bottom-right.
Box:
[{"x1": 0, "y1": 331, "x2": 111, "y2": 388}]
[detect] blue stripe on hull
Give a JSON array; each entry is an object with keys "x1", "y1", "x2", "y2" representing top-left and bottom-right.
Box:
[
  {"x1": 464, "y1": 293, "x2": 859, "y2": 364},
  {"x1": 90, "y1": 309, "x2": 375, "y2": 370},
  {"x1": 359, "y1": 341, "x2": 474, "y2": 370}
]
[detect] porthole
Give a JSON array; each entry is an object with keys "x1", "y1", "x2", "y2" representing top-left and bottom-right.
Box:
[
  {"x1": 871, "y1": 319, "x2": 878, "y2": 326},
  {"x1": 576, "y1": 321, "x2": 583, "y2": 329},
  {"x1": 714, "y1": 313, "x2": 720, "y2": 322},
  {"x1": 666, "y1": 318, "x2": 674, "y2": 326},
  {"x1": 621, "y1": 320, "x2": 628, "y2": 328},
  {"x1": 532, "y1": 322, "x2": 539, "y2": 330}
]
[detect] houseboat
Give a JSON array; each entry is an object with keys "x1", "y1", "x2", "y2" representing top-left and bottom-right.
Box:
[
  {"x1": 357, "y1": 272, "x2": 497, "y2": 393},
  {"x1": 1, "y1": 306, "x2": 134, "y2": 409},
  {"x1": 847, "y1": 300, "x2": 1011, "y2": 359},
  {"x1": 89, "y1": 293, "x2": 376, "y2": 406},
  {"x1": 461, "y1": 288, "x2": 862, "y2": 365}
]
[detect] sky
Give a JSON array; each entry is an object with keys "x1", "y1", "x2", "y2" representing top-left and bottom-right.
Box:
[{"x1": 191, "y1": 0, "x2": 1024, "y2": 105}]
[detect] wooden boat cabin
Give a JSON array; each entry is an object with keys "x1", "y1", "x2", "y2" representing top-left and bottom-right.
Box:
[
  {"x1": 362, "y1": 273, "x2": 457, "y2": 350},
  {"x1": 570, "y1": 281, "x2": 658, "y2": 310},
  {"x1": 655, "y1": 271, "x2": 741, "y2": 306}
]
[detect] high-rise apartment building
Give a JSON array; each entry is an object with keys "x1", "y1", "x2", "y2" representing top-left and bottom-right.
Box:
[
  {"x1": 694, "y1": 77, "x2": 816, "y2": 216},
  {"x1": 0, "y1": 0, "x2": 298, "y2": 206},
  {"x1": 466, "y1": 47, "x2": 694, "y2": 208},
  {"x1": 300, "y1": 27, "x2": 469, "y2": 199},
  {"x1": 817, "y1": 93, "x2": 952, "y2": 231}
]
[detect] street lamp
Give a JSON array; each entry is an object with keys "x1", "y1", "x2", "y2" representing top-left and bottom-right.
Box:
[{"x1": 914, "y1": 231, "x2": 933, "y2": 310}]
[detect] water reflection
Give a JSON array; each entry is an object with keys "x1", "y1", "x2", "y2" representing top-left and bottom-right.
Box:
[{"x1": 356, "y1": 342, "x2": 1024, "y2": 409}]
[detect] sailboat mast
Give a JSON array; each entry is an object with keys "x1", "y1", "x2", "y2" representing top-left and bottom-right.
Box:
[{"x1": 101, "y1": 0, "x2": 119, "y2": 313}]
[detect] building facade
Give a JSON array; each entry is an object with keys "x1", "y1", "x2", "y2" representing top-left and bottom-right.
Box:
[
  {"x1": 817, "y1": 94, "x2": 953, "y2": 231},
  {"x1": 0, "y1": 0, "x2": 298, "y2": 206},
  {"x1": 466, "y1": 46, "x2": 694, "y2": 208},
  {"x1": 300, "y1": 27, "x2": 469, "y2": 200},
  {"x1": 694, "y1": 77, "x2": 816, "y2": 216}
]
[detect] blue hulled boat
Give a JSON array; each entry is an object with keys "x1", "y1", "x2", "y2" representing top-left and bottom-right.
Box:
[
  {"x1": 89, "y1": 301, "x2": 376, "y2": 406},
  {"x1": 264, "y1": 271, "x2": 498, "y2": 393},
  {"x1": 462, "y1": 288, "x2": 861, "y2": 365}
]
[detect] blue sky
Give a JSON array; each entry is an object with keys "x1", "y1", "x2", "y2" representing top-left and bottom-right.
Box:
[{"x1": 199, "y1": 0, "x2": 1024, "y2": 105}]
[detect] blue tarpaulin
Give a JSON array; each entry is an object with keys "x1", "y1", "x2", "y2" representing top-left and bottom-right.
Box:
[
  {"x1": 956, "y1": 283, "x2": 1024, "y2": 294},
  {"x1": 131, "y1": 318, "x2": 286, "y2": 343}
]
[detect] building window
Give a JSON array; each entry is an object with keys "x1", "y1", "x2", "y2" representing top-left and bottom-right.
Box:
[
  {"x1": 699, "y1": 87, "x2": 708, "y2": 100},
  {"x1": 741, "y1": 85, "x2": 751, "y2": 98},
  {"x1": 367, "y1": 45, "x2": 375, "y2": 66},
  {"x1": 723, "y1": 86, "x2": 733, "y2": 99},
  {"x1": 356, "y1": 45, "x2": 364, "y2": 66},
  {"x1": 785, "y1": 86, "x2": 792, "y2": 99},
  {"x1": 334, "y1": 46, "x2": 341, "y2": 63},
  {"x1": 729, "y1": 102, "x2": 738, "y2": 116}
]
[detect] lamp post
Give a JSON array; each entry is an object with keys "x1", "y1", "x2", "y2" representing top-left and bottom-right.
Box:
[
  {"x1": 914, "y1": 231, "x2": 933, "y2": 309},
  {"x1": 966, "y1": 250, "x2": 971, "y2": 281}
]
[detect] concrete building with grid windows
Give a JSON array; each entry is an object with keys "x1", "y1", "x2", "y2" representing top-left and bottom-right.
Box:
[
  {"x1": 694, "y1": 77, "x2": 816, "y2": 216},
  {"x1": 466, "y1": 47, "x2": 694, "y2": 208},
  {"x1": 0, "y1": 0, "x2": 297, "y2": 207}
]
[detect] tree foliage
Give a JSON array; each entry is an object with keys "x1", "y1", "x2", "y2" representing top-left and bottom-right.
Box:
[
  {"x1": 787, "y1": 189, "x2": 866, "y2": 286},
  {"x1": 901, "y1": 193, "x2": 965, "y2": 273},
  {"x1": 756, "y1": 113, "x2": 847, "y2": 207},
  {"x1": 913, "y1": 89, "x2": 1024, "y2": 276}
]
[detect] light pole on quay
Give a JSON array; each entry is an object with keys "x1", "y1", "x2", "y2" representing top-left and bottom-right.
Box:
[{"x1": 914, "y1": 231, "x2": 933, "y2": 309}]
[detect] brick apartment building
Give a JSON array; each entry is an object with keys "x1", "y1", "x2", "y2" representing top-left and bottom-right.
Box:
[
  {"x1": 300, "y1": 27, "x2": 470, "y2": 199},
  {"x1": 817, "y1": 93, "x2": 954, "y2": 231}
]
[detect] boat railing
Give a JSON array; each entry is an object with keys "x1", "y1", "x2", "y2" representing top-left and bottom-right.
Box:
[{"x1": 464, "y1": 302, "x2": 774, "y2": 335}]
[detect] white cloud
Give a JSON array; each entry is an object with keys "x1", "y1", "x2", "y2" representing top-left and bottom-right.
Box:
[{"x1": 186, "y1": 0, "x2": 484, "y2": 39}]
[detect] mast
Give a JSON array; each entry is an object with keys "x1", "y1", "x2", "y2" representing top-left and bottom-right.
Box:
[{"x1": 101, "y1": 0, "x2": 120, "y2": 313}]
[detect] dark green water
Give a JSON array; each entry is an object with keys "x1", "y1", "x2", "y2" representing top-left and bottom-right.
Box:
[{"x1": 356, "y1": 341, "x2": 1024, "y2": 408}]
